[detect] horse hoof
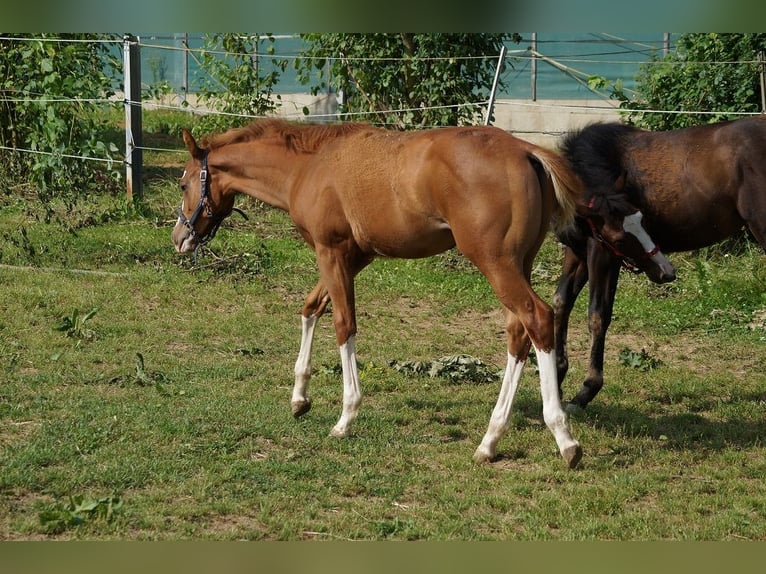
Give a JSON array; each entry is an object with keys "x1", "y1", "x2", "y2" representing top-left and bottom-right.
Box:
[
  {"x1": 562, "y1": 444, "x2": 583, "y2": 469},
  {"x1": 329, "y1": 425, "x2": 349, "y2": 438},
  {"x1": 291, "y1": 399, "x2": 312, "y2": 418},
  {"x1": 565, "y1": 402, "x2": 584, "y2": 416},
  {"x1": 472, "y1": 447, "x2": 494, "y2": 464}
]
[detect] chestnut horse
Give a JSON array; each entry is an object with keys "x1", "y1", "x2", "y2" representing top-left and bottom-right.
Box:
[
  {"x1": 554, "y1": 116, "x2": 766, "y2": 409},
  {"x1": 171, "y1": 118, "x2": 585, "y2": 467}
]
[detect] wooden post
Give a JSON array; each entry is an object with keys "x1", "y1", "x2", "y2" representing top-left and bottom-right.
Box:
[{"x1": 123, "y1": 34, "x2": 143, "y2": 202}]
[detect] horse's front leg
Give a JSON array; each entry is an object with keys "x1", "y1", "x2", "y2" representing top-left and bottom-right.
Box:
[
  {"x1": 570, "y1": 240, "x2": 621, "y2": 409},
  {"x1": 291, "y1": 282, "x2": 331, "y2": 418},
  {"x1": 314, "y1": 245, "x2": 372, "y2": 438},
  {"x1": 552, "y1": 246, "x2": 589, "y2": 398}
]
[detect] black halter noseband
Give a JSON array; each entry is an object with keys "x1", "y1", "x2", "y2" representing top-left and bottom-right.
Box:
[{"x1": 177, "y1": 150, "x2": 247, "y2": 261}]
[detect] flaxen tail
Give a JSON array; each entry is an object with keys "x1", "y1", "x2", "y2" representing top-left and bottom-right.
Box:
[{"x1": 527, "y1": 147, "x2": 583, "y2": 234}]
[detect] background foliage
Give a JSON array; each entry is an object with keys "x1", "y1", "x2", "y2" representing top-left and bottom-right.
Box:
[
  {"x1": 0, "y1": 33, "x2": 122, "y2": 215},
  {"x1": 611, "y1": 33, "x2": 766, "y2": 129},
  {"x1": 294, "y1": 33, "x2": 519, "y2": 128},
  {"x1": 193, "y1": 33, "x2": 286, "y2": 137}
]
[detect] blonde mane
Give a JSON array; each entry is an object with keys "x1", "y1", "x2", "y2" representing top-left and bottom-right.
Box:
[{"x1": 203, "y1": 118, "x2": 374, "y2": 153}]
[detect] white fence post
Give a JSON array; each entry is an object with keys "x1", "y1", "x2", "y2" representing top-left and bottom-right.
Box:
[
  {"x1": 759, "y1": 50, "x2": 766, "y2": 114},
  {"x1": 485, "y1": 45, "x2": 507, "y2": 126},
  {"x1": 123, "y1": 34, "x2": 143, "y2": 202}
]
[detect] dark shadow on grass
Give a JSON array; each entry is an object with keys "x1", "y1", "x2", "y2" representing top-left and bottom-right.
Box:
[{"x1": 571, "y1": 390, "x2": 766, "y2": 452}]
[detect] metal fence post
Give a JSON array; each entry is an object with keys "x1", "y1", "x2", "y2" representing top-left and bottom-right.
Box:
[
  {"x1": 485, "y1": 45, "x2": 507, "y2": 126},
  {"x1": 759, "y1": 50, "x2": 766, "y2": 115},
  {"x1": 123, "y1": 34, "x2": 143, "y2": 202},
  {"x1": 531, "y1": 32, "x2": 538, "y2": 101}
]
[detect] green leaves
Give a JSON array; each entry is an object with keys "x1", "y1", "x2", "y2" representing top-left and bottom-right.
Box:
[
  {"x1": 295, "y1": 34, "x2": 517, "y2": 128},
  {"x1": 109, "y1": 353, "x2": 172, "y2": 396},
  {"x1": 38, "y1": 495, "x2": 122, "y2": 534},
  {"x1": 0, "y1": 34, "x2": 122, "y2": 210},
  {"x1": 55, "y1": 308, "x2": 98, "y2": 341},
  {"x1": 619, "y1": 347, "x2": 663, "y2": 372},
  {"x1": 390, "y1": 354, "x2": 501, "y2": 384},
  {"x1": 618, "y1": 33, "x2": 766, "y2": 130},
  {"x1": 194, "y1": 33, "x2": 286, "y2": 136}
]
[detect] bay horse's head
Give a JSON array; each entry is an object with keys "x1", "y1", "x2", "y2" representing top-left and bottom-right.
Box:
[
  {"x1": 581, "y1": 174, "x2": 676, "y2": 284},
  {"x1": 172, "y1": 129, "x2": 239, "y2": 255}
]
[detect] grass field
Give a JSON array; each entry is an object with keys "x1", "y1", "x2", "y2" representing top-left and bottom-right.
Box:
[{"x1": 1, "y1": 128, "x2": 765, "y2": 540}]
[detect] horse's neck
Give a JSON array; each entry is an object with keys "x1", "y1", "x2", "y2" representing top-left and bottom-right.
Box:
[{"x1": 222, "y1": 142, "x2": 298, "y2": 212}]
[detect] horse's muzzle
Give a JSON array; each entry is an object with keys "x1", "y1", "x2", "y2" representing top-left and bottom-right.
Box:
[
  {"x1": 645, "y1": 255, "x2": 676, "y2": 284},
  {"x1": 171, "y1": 220, "x2": 197, "y2": 254}
]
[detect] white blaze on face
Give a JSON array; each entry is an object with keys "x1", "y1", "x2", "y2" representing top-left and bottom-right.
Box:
[
  {"x1": 177, "y1": 199, "x2": 185, "y2": 225},
  {"x1": 622, "y1": 211, "x2": 656, "y2": 253},
  {"x1": 177, "y1": 170, "x2": 188, "y2": 225},
  {"x1": 622, "y1": 211, "x2": 676, "y2": 276}
]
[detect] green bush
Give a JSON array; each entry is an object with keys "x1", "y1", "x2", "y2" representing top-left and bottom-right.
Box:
[{"x1": 0, "y1": 34, "x2": 122, "y2": 219}]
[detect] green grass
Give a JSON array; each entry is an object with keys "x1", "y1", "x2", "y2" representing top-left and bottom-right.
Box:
[{"x1": 1, "y1": 129, "x2": 765, "y2": 540}]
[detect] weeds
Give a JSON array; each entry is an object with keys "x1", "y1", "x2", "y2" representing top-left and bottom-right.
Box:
[
  {"x1": 108, "y1": 353, "x2": 172, "y2": 396},
  {"x1": 619, "y1": 347, "x2": 663, "y2": 371},
  {"x1": 37, "y1": 495, "x2": 122, "y2": 535},
  {"x1": 55, "y1": 308, "x2": 98, "y2": 341},
  {"x1": 390, "y1": 354, "x2": 501, "y2": 384}
]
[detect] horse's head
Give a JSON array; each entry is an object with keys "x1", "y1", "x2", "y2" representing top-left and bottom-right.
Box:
[
  {"x1": 581, "y1": 176, "x2": 676, "y2": 283},
  {"x1": 171, "y1": 129, "x2": 238, "y2": 255}
]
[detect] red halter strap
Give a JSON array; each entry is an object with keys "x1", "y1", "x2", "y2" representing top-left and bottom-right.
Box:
[{"x1": 585, "y1": 197, "x2": 660, "y2": 273}]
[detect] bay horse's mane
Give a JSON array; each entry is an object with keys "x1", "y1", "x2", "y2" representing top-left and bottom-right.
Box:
[
  {"x1": 202, "y1": 118, "x2": 374, "y2": 153},
  {"x1": 560, "y1": 122, "x2": 641, "y2": 218}
]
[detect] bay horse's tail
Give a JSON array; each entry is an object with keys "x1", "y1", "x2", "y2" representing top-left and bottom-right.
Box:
[{"x1": 526, "y1": 147, "x2": 582, "y2": 235}]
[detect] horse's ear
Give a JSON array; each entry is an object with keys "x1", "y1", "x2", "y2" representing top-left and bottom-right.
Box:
[
  {"x1": 614, "y1": 172, "x2": 626, "y2": 192},
  {"x1": 182, "y1": 128, "x2": 204, "y2": 160}
]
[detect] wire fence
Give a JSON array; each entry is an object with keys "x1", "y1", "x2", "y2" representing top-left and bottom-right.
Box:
[{"x1": 2, "y1": 33, "x2": 765, "y2": 191}]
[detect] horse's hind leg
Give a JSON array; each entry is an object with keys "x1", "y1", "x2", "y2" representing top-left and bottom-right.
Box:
[
  {"x1": 291, "y1": 281, "x2": 331, "y2": 417},
  {"x1": 474, "y1": 310, "x2": 529, "y2": 463},
  {"x1": 474, "y1": 263, "x2": 581, "y2": 468},
  {"x1": 739, "y1": 184, "x2": 766, "y2": 252}
]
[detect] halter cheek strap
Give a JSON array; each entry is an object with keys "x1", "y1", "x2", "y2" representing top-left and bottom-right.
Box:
[
  {"x1": 585, "y1": 198, "x2": 661, "y2": 273},
  {"x1": 176, "y1": 150, "x2": 249, "y2": 263}
]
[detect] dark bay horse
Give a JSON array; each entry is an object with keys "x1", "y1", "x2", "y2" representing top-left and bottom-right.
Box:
[
  {"x1": 554, "y1": 116, "x2": 766, "y2": 409},
  {"x1": 172, "y1": 118, "x2": 586, "y2": 467}
]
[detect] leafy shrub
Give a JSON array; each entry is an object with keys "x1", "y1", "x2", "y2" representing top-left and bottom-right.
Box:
[
  {"x1": 192, "y1": 34, "x2": 286, "y2": 137},
  {"x1": 0, "y1": 34, "x2": 123, "y2": 218}
]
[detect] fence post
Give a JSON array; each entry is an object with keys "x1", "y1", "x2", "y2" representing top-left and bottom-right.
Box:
[
  {"x1": 759, "y1": 50, "x2": 766, "y2": 115},
  {"x1": 485, "y1": 44, "x2": 507, "y2": 126},
  {"x1": 123, "y1": 34, "x2": 143, "y2": 202},
  {"x1": 531, "y1": 32, "x2": 538, "y2": 101},
  {"x1": 181, "y1": 32, "x2": 188, "y2": 104}
]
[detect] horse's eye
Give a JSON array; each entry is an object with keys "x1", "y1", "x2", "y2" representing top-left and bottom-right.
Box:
[{"x1": 180, "y1": 183, "x2": 187, "y2": 192}]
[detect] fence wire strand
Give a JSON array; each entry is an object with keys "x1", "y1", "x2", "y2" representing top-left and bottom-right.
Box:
[{"x1": 2, "y1": 34, "x2": 765, "y2": 169}]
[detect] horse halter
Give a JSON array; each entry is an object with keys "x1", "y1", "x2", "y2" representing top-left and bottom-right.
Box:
[
  {"x1": 176, "y1": 150, "x2": 247, "y2": 258},
  {"x1": 585, "y1": 197, "x2": 661, "y2": 274}
]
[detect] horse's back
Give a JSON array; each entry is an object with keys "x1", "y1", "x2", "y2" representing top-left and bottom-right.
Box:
[{"x1": 292, "y1": 126, "x2": 553, "y2": 260}]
